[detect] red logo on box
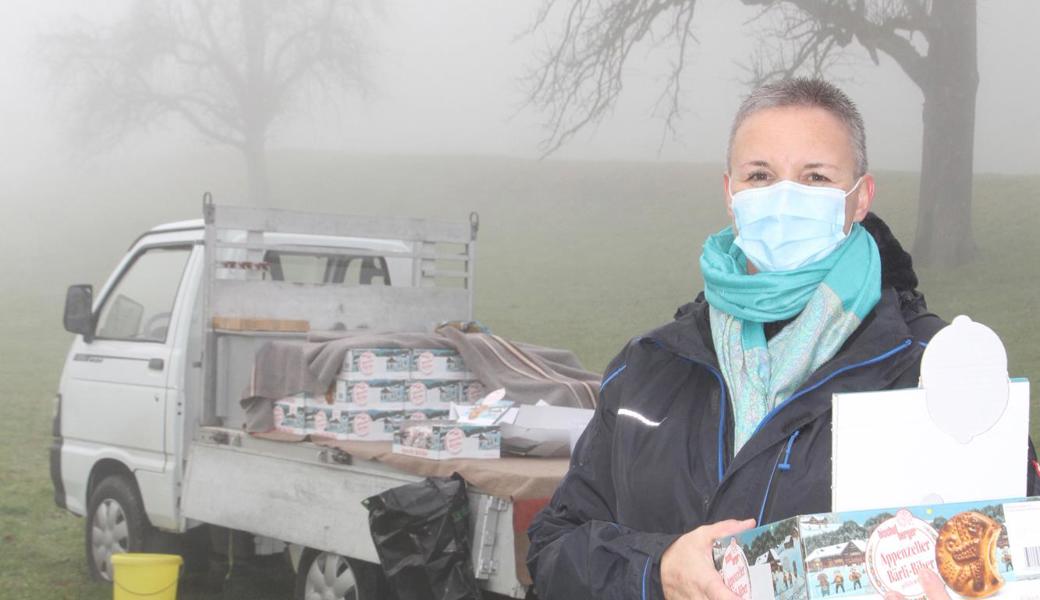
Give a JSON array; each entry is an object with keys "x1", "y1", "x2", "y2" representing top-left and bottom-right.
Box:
[
  {"x1": 409, "y1": 382, "x2": 427, "y2": 406},
  {"x1": 353, "y1": 413, "x2": 372, "y2": 436},
  {"x1": 865, "y1": 509, "x2": 938, "y2": 600},
  {"x1": 445, "y1": 427, "x2": 464, "y2": 454},
  {"x1": 720, "y1": 539, "x2": 751, "y2": 600},
  {"x1": 418, "y1": 351, "x2": 434, "y2": 375},
  {"x1": 351, "y1": 382, "x2": 369, "y2": 405},
  {"x1": 358, "y1": 351, "x2": 375, "y2": 376}
]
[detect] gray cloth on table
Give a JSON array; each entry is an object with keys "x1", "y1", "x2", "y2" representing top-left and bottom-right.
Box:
[{"x1": 240, "y1": 328, "x2": 600, "y2": 432}]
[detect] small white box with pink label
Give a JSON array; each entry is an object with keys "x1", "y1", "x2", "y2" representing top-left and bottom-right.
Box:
[
  {"x1": 340, "y1": 348, "x2": 410, "y2": 380},
  {"x1": 409, "y1": 348, "x2": 473, "y2": 380}
]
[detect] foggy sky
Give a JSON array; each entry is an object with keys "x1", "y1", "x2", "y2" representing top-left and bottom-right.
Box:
[{"x1": 1, "y1": 0, "x2": 1037, "y2": 181}]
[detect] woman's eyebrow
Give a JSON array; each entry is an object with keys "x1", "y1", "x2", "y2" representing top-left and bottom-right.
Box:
[
  {"x1": 802, "y1": 162, "x2": 839, "y2": 170},
  {"x1": 741, "y1": 160, "x2": 770, "y2": 168}
]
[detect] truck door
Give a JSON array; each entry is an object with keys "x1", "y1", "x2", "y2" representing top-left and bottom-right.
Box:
[{"x1": 62, "y1": 245, "x2": 193, "y2": 469}]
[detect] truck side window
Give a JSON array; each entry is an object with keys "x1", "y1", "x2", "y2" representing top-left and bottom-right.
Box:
[
  {"x1": 263, "y1": 252, "x2": 391, "y2": 286},
  {"x1": 346, "y1": 257, "x2": 391, "y2": 286},
  {"x1": 95, "y1": 247, "x2": 191, "y2": 343}
]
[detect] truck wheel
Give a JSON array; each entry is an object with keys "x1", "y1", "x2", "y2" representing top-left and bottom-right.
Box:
[
  {"x1": 295, "y1": 549, "x2": 387, "y2": 600},
  {"x1": 85, "y1": 475, "x2": 156, "y2": 582}
]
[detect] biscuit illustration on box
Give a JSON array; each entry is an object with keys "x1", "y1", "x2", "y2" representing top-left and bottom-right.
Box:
[{"x1": 935, "y1": 512, "x2": 1004, "y2": 598}]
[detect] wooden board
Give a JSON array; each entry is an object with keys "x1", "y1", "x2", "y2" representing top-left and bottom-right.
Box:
[{"x1": 212, "y1": 316, "x2": 310, "y2": 332}]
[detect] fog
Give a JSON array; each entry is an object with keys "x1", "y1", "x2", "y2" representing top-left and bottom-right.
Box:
[
  {"x1": 2, "y1": 0, "x2": 1038, "y2": 175},
  {"x1": 1, "y1": 0, "x2": 1038, "y2": 369},
  {"x1": 2, "y1": 3, "x2": 1040, "y2": 595}
]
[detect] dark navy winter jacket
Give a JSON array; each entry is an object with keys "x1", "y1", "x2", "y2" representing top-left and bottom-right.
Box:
[{"x1": 527, "y1": 286, "x2": 1040, "y2": 600}]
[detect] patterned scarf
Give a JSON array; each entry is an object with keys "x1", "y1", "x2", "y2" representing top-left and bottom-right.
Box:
[{"x1": 700, "y1": 224, "x2": 881, "y2": 453}]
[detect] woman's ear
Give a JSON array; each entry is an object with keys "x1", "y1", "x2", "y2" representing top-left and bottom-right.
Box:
[
  {"x1": 723, "y1": 172, "x2": 734, "y2": 219},
  {"x1": 852, "y1": 173, "x2": 875, "y2": 222}
]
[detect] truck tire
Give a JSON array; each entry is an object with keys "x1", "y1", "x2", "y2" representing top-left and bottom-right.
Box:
[
  {"x1": 85, "y1": 475, "x2": 157, "y2": 582},
  {"x1": 295, "y1": 549, "x2": 388, "y2": 600}
]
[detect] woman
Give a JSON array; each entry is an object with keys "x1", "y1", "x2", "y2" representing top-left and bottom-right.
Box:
[{"x1": 526, "y1": 78, "x2": 1040, "y2": 600}]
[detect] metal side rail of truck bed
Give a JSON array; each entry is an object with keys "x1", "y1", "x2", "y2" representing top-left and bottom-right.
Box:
[{"x1": 181, "y1": 426, "x2": 525, "y2": 598}]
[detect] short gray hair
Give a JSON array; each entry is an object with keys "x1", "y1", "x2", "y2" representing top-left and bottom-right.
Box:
[{"x1": 727, "y1": 78, "x2": 868, "y2": 176}]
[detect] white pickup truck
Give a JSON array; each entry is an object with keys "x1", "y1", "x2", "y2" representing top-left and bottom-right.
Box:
[{"x1": 52, "y1": 199, "x2": 539, "y2": 599}]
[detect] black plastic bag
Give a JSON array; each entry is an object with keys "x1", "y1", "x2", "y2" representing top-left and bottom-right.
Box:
[{"x1": 362, "y1": 474, "x2": 483, "y2": 600}]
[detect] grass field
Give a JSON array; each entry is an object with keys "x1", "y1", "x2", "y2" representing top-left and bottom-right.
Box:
[{"x1": 1, "y1": 151, "x2": 1037, "y2": 598}]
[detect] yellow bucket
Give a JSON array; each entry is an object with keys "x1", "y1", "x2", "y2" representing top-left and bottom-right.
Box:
[{"x1": 111, "y1": 553, "x2": 183, "y2": 600}]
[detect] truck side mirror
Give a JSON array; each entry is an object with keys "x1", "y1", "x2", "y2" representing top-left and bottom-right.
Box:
[{"x1": 64, "y1": 284, "x2": 95, "y2": 342}]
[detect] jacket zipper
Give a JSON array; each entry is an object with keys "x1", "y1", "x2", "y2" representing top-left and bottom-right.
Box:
[
  {"x1": 706, "y1": 368, "x2": 729, "y2": 484},
  {"x1": 758, "y1": 445, "x2": 787, "y2": 525},
  {"x1": 751, "y1": 339, "x2": 913, "y2": 524},
  {"x1": 758, "y1": 429, "x2": 801, "y2": 524}
]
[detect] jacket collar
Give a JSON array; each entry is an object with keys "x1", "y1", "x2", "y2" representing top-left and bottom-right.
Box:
[{"x1": 642, "y1": 288, "x2": 923, "y2": 483}]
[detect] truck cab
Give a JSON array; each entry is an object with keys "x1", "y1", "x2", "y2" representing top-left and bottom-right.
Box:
[{"x1": 52, "y1": 203, "x2": 505, "y2": 599}]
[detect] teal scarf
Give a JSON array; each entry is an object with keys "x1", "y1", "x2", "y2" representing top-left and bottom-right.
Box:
[{"x1": 700, "y1": 224, "x2": 881, "y2": 453}]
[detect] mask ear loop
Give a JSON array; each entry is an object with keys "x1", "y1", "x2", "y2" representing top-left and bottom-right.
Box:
[{"x1": 844, "y1": 175, "x2": 865, "y2": 198}]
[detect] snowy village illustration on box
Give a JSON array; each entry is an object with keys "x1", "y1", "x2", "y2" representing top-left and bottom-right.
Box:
[{"x1": 715, "y1": 498, "x2": 1040, "y2": 600}]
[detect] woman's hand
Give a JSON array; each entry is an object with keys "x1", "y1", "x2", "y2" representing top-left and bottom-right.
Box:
[
  {"x1": 884, "y1": 569, "x2": 952, "y2": 600},
  {"x1": 661, "y1": 518, "x2": 757, "y2": 600}
]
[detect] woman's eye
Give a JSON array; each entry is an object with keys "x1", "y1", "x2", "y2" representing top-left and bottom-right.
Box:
[
  {"x1": 807, "y1": 172, "x2": 832, "y2": 184},
  {"x1": 746, "y1": 171, "x2": 770, "y2": 183}
]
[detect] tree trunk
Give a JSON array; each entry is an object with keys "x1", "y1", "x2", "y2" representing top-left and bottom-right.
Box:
[
  {"x1": 244, "y1": 138, "x2": 270, "y2": 207},
  {"x1": 912, "y1": 0, "x2": 978, "y2": 267},
  {"x1": 240, "y1": 0, "x2": 271, "y2": 207}
]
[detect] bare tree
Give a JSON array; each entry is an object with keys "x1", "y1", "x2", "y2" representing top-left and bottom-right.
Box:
[
  {"x1": 45, "y1": 0, "x2": 370, "y2": 206},
  {"x1": 526, "y1": 0, "x2": 979, "y2": 267}
]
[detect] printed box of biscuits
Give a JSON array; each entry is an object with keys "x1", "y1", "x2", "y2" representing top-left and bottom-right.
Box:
[
  {"x1": 391, "y1": 420, "x2": 502, "y2": 460},
  {"x1": 715, "y1": 497, "x2": 1040, "y2": 600}
]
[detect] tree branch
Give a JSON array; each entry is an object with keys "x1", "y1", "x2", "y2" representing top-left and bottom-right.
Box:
[
  {"x1": 741, "y1": 0, "x2": 930, "y2": 88},
  {"x1": 524, "y1": 0, "x2": 699, "y2": 156}
]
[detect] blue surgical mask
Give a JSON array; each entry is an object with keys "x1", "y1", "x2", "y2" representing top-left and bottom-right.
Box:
[{"x1": 729, "y1": 178, "x2": 862, "y2": 272}]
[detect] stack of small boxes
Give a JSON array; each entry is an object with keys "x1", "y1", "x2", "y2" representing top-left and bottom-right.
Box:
[
  {"x1": 327, "y1": 348, "x2": 411, "y2": 441},
  {"x1": 404, "y1": 348, "x2": 485, "y2": 420},
  {"x1": 271, "y1": 347, "x2": 488, "y2": 443}
]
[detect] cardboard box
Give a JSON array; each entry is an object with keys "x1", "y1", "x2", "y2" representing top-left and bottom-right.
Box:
[
  {"x1": 400, "y1": 406, "x2": 452, "y2": 421},
  {"x1": 341, "y1": 348, "x2": 410, "y2": 380},
  {"x1": 451, "y1": 397, "x2": 516, "y2": 426},
  {"x1": 409, "y1": 348, "x2": 472, "y2": 380},
  {"x1": 715, "y1": 497, "x2": 1040, "y2": 600},
  {"x1": 499, "y1": 403, "x2": 594, "y2": 457},
  {"x1": 832, "y1": 380, "x2": 1029, "y2": 511},
  {"x1": 831, "y1": 316, "x2": 1029, "y2": 511},
  {"x1": 272, "y1": 396, "x2": 307, "y2": 435},
  {"x1": 392, "y1": 420, "x2": 501, "y2": 460},
  {"x1": 305, "y1": 403, "x2": 398, "y2": 441},
  {"x1": 407, "y1": 380, "x2": 467, "y2": 409},
  {"x1": 334, "y1": 378, "x2": 407, "y2": 408}
]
